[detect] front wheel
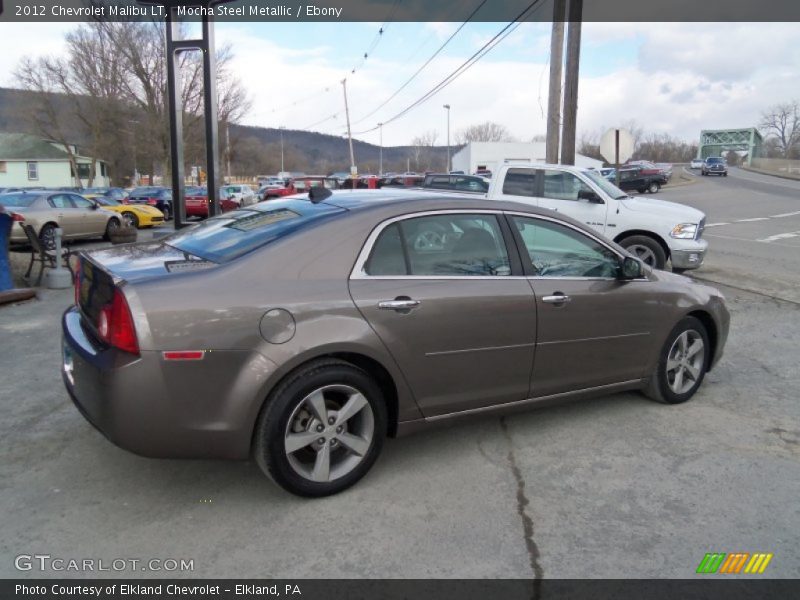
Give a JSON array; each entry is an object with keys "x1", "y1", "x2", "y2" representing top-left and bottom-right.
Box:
[
  {"x1": 254, "y1": 359, "x2": 387, "y2": 497},
  {"x1": 648, "y1": 181, "x2": 661, "y2": 193},
  {"x1": 619, "y1": 235, "x2": 667, "y2": 270},
  {"x1": 644, "y1": 316, "x2": 709, "y2": 404}
]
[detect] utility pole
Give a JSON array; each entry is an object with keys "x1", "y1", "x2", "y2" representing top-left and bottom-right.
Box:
[
  {"x1": 443, "y1": 104, "x2": 451, "y2": 172},
  {"x1": 545, "y1": 0, "x2": 566, "y2": 164},
  {"x1": 341, "y1": 78, "x2": 357, "y2": 179},
  {"x1": 378, "y1": 122, "x2": 383, "y2": 175},
  {"x1": 225, "y1": 121, "x2": 231, "y2": 181},
  {"x1": 560, "y1": 0, "x2": 582, "y2": 166},
  {"x1": 279, "y1": 126, "x2": 285, "y2": 173}
]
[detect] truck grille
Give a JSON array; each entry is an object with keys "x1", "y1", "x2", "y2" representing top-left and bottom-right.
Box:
[{"x1": 696, "y1": 217, "x2": 706, "y2": 240}]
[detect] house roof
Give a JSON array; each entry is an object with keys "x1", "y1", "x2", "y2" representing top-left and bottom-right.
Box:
[{"x1": 0, "y1": 132, "x2": 81, "y2": 160}]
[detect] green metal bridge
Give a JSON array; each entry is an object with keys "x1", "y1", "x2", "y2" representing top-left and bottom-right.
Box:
[{"x1": 698, "y1": 128, "x2": 763, "y2": 166}]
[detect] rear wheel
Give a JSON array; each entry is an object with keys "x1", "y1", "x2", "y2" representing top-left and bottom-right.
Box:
[
  {"x1": 619, "y1": 235, "x2": 667, "y2": 269},
  {"x1": 644, "y1": 316, "x2": 709, "y2": 404},
  {"x1": 254, "y1": 359, "x2": 387, "y2": 497},
  {"x1": 647, "y1": 181, "x2": 660, "y2": 193},
  {"x1": 104, "y1": 217, "x2": 121, "y2": 240},
  {"x1": 122, "y1": 212, "x2": 139, "y2": 228},
  {"x1": 39, "y1": 223, "x2": 57, "y2": 250}
]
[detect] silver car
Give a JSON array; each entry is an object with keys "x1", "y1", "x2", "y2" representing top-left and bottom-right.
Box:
[
  {"x1": 1, "y1": 191, "x2": 121, "y2": 248},
  {"x1": 63, "y1": 190, "x2": 730, "y2": 496}
]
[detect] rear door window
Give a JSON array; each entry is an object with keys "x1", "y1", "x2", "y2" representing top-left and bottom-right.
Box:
[
  {"x1": 502, "y1": 168, "x2": 538, "y2": 197},
  {"x1": 363, "y1": 214, "x2": 511, "y2": 277}
]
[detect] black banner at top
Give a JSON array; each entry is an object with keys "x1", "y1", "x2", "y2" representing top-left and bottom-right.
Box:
[{"x1": 1, "y1": 0, "x2": 800, "y2": 22}]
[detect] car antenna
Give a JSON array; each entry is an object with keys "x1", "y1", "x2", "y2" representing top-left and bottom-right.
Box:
[{"x1": 308, "y1": 186, "x2": 333, "y2": 203}]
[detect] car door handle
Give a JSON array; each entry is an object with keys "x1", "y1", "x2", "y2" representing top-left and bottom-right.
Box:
[
  {"x1": 542, "y1": 294, "x2": 571, "y2": 304},
  {"x1": 378, "y1": 299, "x2": 421, "y2": 311}
]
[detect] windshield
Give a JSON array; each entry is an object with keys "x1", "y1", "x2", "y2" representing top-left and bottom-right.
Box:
[
  {"x1": 0, "y1": 193, "x2": 38, "y2": 207},
  {"x1": 706, "y1": 158, "x2": 724, "y2": 164},
  {"x1": 583, "y1": 170, "x2": 628, "y2": 199},
  {"x1": 95, "y1": 197, "x2": 121, "y2": 206},
  {"x1": 164, "y1": 199, "x2": 345, "y2": 263}
]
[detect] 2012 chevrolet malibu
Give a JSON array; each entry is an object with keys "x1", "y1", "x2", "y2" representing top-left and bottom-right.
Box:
[{"x1": 62, "y1": 190, "x2": 730, "y2": 496}]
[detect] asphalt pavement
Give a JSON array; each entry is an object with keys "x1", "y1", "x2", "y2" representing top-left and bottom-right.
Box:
[
  {"x1": 660, "y1": 167, "x2": 800, "y2": 304},
  {"x1": 0, "y1": 172, "x2": 798, "y2": 580}
]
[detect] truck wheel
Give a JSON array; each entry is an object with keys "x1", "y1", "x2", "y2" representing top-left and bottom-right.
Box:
[
  {"x1": 619, "y1": 235, "x2": 667, "y2": 270},
  {"x1": 647, "y1": 181, "x2": 660, "y2": 193}
]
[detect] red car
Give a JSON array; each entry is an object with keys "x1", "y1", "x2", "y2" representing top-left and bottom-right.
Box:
[{"x1": 185, "y1": 186, "x2": 239, "y2": 219}]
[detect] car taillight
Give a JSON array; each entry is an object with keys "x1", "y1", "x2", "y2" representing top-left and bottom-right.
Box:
[
  {"x1": 10, "y1": 212, "x2": 25, "y2": 222},
  {"x1": 96, "y1": 288, "x2": 139, "y2": 355},
  {"x1": 147, "y1": 197, "x2": 158, "y2": 205}
]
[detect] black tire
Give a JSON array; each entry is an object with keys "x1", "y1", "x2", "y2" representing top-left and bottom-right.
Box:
[
  {"x1": 672, "y1": 267, "x2": 689, "y2": 275},
  {"x1": 619, "y1": 234, "x2": 667, "y2": 269},
  {"x1": 254, "y1": 358, "x2": 387, "y2": 497},
  {"x1": 644, "y1": 316, "x2": 710, "y2": 404},
  {"x1": 104, "y1": 217, "x2": 121, "y2": 240},
  {"x1": 122, "y1": 212, "x2": 139, "y2": 228},
  {"x1": 647, "y1": 181, "x2": 660, "y2": 193},
  {"x1": 39, "y1": 223, "x2": 57, "y2": 250},
  {"x1": 723, "y1": 173, "x2": 728, "y2": 177}
]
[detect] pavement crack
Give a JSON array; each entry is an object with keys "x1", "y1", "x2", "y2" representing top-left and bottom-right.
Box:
[{"x1": 500, "y1": 416, "x2": 543, "y2": 598}]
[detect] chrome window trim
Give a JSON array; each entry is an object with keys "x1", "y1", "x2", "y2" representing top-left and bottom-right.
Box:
[{"x1": 350, "y1": 208, "x2": 651, "y2": 283}]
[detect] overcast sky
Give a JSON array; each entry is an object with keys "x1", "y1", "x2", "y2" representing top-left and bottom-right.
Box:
[{"x1": 1, "y1": 21, "x2": 798, "y2": 147}]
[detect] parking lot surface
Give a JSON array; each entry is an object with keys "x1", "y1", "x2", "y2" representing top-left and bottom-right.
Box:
[{"x1": 1, "y1": 172, "x2": 798, "y2": 579}]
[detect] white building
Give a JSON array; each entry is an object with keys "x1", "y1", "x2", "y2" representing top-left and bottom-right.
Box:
[
  {"x1": 451, "y1": 142, "x2": 603, "y2": 175},
  {"x1": 0, "y1": 132, "x2": 110, "y2": 188}
]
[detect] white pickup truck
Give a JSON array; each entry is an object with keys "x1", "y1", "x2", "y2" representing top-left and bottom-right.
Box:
[{"x1": 485, "y1": 163, "x2": 707, "y2": 271}]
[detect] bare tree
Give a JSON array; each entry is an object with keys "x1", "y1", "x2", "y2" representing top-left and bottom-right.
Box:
[
  {"x1": 759, "y1": 100, "x2": 800, "y2": 158},
  {"x1": 14, "y1": 20, "x2": 251, "y2": 184},
  {"x1": 455, "y1": 121, "x2": 514, "y2": 144},
  {"x1": 409, "y1": 130, "x2": 439, "y2": 171}
]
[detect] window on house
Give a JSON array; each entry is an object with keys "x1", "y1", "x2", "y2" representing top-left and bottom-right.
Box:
[
  {"x1": 0, "y1": 161, "x2": 7, "y2": 173},
  {"x1": 77, "y1": 164, "x2": 92, "y2": 179},
  {"x1": 27, "y1": 162, "x2": 38, "y2": 180}
]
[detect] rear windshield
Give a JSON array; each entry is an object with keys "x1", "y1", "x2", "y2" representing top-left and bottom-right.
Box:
[
  {"x1": 130, "y1": 187, "x2": 159, "y2": 195},
  {"x1": 0, "y1": 193, "x2": 38, "y2": 207},
  {"x1": 164, "y1": 199, "x2": 345, "y2": 263}
]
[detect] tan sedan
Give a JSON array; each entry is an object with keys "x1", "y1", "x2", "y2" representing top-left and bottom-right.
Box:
[{"x1": 0, "y1": 191, "x2": 121, "y2": 248}]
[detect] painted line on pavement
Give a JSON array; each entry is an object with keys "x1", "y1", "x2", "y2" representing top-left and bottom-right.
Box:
[
  {"x1": 705, "y1": 233, "x2": 800, "y2": 247},
  {"x1": 770, "y1": 211, "x2": 800, "y2": 218},
  {"x1": 736, "y1": 217, "x2": 770, "y2": 222},
  {"x1": 757, "y1": 231, "x2": 800, "y2": 243},
  {"x1": 705, "y1": 223, "x2": 730, "y2": 227}
]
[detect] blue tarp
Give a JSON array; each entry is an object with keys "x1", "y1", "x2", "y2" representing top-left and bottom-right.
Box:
[{"x1": 0, "y1": 213, "x2": 14, "y2": 292}]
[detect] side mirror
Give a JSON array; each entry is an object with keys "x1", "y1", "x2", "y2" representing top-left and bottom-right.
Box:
[
  {"x1": 90, "y1": 202, "x2": 99, "y2": 210},
  {"x1": 578, "y1": 189, "x2": 603, "y2": 203},
  {"x1": 619, "y1": 256, "x2": 644, "y2": 280}
]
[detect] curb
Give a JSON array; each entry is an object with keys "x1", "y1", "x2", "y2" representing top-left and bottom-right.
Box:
[{"x1": 739, "y1": 165, "x2": 800, "y2": 182}]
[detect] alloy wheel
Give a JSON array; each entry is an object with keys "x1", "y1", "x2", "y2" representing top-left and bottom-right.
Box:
[
  {"x1": 665, "y1": 329, "x2": 705, "y2": 395},
  {"x1": 627, "y1": 244, "x2": 657, "y2": 266},
  {"x1": 284, "y1": 384, "x2": 375, "y2": 483}
]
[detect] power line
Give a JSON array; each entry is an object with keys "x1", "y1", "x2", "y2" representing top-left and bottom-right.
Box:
[
  {"x1": 349, "y1": 0, "x2": 489, "y2": 127},
  {"x1": 268, "y1": 1, "x2": 402, "y2": 122},
  {"x1": 351, "y1": 0, "x2": 545, "y2": 136}
]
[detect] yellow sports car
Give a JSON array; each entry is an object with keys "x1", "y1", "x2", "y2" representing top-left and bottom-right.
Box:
[{"x1": 90, "y1": 194, "x2": 165, "y2": 228}]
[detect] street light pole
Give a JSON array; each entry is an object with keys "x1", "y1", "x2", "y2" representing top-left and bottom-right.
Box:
[
  {"x1": 378, "y1": 122, "x2": 383, "y2": 175},
  {"x1": 443, "y1": 104, "x2": 451, "y2": 172}
]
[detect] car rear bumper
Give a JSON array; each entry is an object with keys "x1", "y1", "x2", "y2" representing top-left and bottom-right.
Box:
[{"x1": 62, "y1": 306, "x2": 275, "y2": 460}]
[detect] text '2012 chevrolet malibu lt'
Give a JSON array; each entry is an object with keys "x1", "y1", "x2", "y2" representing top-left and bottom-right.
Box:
[{"x1": 62, "y1": 189, "x2": 730, "y2": 496}]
